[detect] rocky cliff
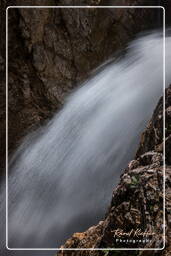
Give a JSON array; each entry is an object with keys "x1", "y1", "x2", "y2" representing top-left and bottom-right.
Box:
[{"x1": 57, "y1": 85, "x2": 171, "y2": 255}]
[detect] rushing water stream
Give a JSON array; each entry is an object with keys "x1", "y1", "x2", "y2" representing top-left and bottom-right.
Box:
[{"x1": 1, "y1": 32, "x2": 171, "y2": 253}]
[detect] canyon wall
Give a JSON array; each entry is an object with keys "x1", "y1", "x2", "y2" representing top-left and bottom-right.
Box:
[{"x1": 0, "y1": 0, "x2": 162, "y2": 172}]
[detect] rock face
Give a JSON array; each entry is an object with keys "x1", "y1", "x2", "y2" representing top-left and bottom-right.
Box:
[
  {"x1": 0, "y1": 0, "x2": 162, "y2": 172},
  {"x1": 137, "y1": 86, "x2": 171, "y2": 166},
  {"x1": 57, "y1": 85, "x2": 171, "y2": 255}
]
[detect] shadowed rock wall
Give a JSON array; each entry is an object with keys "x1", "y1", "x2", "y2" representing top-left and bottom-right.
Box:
[{"x1": 0, "y1": 0, "x2": 162, "y2": 172}]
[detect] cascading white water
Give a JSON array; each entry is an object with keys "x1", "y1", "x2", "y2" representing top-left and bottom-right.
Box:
[{"x1": 1, "y1": 32, "x2": 171, "y2": 252}]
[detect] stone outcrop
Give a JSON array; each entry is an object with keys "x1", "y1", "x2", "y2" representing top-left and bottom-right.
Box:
[{"x1": 57, "y1": 85, "x2": 171, "y2": 255}]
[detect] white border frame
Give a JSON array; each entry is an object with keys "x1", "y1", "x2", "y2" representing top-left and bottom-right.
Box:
[{"x1": 6, "y1": 5, "x2": 165, "y2": 251}]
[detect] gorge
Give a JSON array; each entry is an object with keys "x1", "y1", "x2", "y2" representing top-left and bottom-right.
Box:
[{"x1": 1, "y1": 32, "x2": 170, "y2": 251}]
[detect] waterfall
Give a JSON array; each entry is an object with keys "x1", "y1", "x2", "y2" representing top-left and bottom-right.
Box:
[{"x1": 1, "y1": 31, "x2": 171, "y2": 252}]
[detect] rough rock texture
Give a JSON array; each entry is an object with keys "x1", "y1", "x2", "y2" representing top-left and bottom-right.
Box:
[
  {"x1": 57, "y1": 85, "x2": 171, "y2": 255},
  {"x1": 0, "y1": 0, "x2": 162, "y2": 172},
  {"x1": 137, "y1": 86, "x2": 171, "y2": 166}
]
